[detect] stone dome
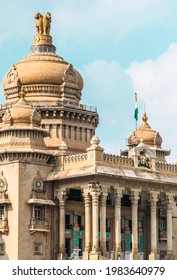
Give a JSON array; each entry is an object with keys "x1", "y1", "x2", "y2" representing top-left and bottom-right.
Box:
[
  {"x1": 2, "y1": 13, "x2": 84, "y2": 104},
  {"x1": 128, "y1": 113, "x2": 162, "y2": 148},
  {"x1": 2, "y1": 91, "x2": 41, "y2": 127}
]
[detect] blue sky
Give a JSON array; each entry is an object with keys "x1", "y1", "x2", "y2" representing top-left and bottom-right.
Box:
[{"x1": 1, "y1": 0, "x2": 177, "y2": 162}]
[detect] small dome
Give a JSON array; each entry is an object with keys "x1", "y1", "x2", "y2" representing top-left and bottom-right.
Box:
[
  {"x1": 2, "y1": 91, "x2": 41, "y2": 127},
  {"x1": 128, "y1": 113, "x2": 162, "y2": 148}
]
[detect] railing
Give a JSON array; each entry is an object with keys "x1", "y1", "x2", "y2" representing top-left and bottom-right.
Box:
[
  {"x1": 64, "y1": 153, "x2": 88, "y2": 164},
  {"x1": 1, "y1": 100, "x2": 98, "y2": 113},
  {"x1": 155, "y1": 162, "x2": 177, "y2": 172},
  {"x1": 29, "y1": 218, "x2": 50, "y2": 232},
  {"x1": 159, "y1": 230, "x2": 167, "y2": 240},
  {"x1": 0, "y1": 218, "x2": 9, "y2": 234},
  {"x1": 62, "y1": 100, "x2": 97, "y2": 113},
  {"x1": 103, "y1": 153, "x2": 133, "y2": 166}
]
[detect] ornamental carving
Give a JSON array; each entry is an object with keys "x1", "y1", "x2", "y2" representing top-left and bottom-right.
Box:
[
  {"x1": 23, "y1": 53, "x2": 64, "y2": 62},
  {"x1": 35, "y1": 12, "x2": 51, "y2": 36},
  {"x1": 138, "y1": 154, "x2": 151, "y2": 169},
  {"x1": 30, "y1": 109, "x2": 41, "y2": 125},
  {"x1": 32, "y1": 171, "x2": 45, "y2": 193},
  {"x1": 56, "y1": 188, "x2": 68, "y2": 201},
  {"x1": 2, "y1": 109, "x2": 12, "y2": 126},
  {"x1": 90, "y1": 135, "x2": 100, "y2": 146},
  {"x1": 63, "y1": 64, "x2": 78, "y2": 85},
  {"x1": 130, "y1": 140, "x2": 156, "y2": 169},
  {"x1": 6, "y1": 65, "x2": 19, "y2": 84},
  {"x1": 0, "y1": 171, "x2": 8, "y2": 194},
  {"x1": 88, "y1": 182, "x2": 101, "y2": 194}
]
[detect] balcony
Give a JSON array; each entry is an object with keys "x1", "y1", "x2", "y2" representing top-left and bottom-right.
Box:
[
  {"x1": 29, "y1": 218, "x2": 50, "y2": 234},
  {"x1": 159, "y1": 230, "x2": 167, "y2": 241},
  {"x1": 0, "y1": 218, "x2": 9, "y2": 235}
]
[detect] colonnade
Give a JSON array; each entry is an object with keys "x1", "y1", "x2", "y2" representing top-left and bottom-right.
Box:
[{"x1": 56, "y1": 184, "x2": 175, "y2": 260}]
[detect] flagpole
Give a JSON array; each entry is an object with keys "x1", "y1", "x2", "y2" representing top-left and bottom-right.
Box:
[
  {"x1": 135, "y1": 119, "x2": 137, "y2": 131},
  {"x1": 134, "y1": 92, "x2": 138, "y2": 131}
]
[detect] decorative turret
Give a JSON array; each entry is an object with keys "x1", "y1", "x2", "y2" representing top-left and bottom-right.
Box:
[
  {"x1": 0, "y1": 90, "x2": 52, "y2": 163},
  {"x1": 2, "y1": 90, "x2": 41, "y2": 128},
  {"x1": 128, "y1": 113, "x2": 162, "y2": 148},
  {"x1": 122, "y1": 113, "x2": 170, "y2": 162}
]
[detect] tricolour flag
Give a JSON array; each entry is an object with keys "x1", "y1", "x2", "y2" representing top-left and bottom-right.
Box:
[{"x1": 134, "y1": 92, "x2": 138, "y2": 121}]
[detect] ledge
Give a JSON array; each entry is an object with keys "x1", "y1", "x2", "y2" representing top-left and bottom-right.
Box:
[{"x1": 28, "y1": 198, "x2": 55, "y2": 206}]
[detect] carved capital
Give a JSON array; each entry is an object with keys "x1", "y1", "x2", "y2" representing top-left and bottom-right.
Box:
[
  {"x1": 56, "y1": 188, "x2": 68, "y2": 207},
  {"x1": 130, "y1": 189, "x2": 140, "y2": 206},
  {"x1": 149, "y1": 191, "x2": 159, "y2": 209},
  {"x1": 88, "y1": 182, "x2": 101, "y2": 195},
  {"x1": 166, "y1": 193, "x2": 174, "y2": 211},
  {"x1": 83, "y1": 189, "x2": 91, "y2": 206}
]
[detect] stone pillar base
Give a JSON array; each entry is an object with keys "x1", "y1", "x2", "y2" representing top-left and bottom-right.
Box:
[
  {"x1": 149, "y1": 253, "x2": 159, "y2": 260},
  {"x1": 89, "y1": 251, "x2": 101, "y2": 260},
  {"x1": 101, "y1": 249, "x2": 107, "y2": 258},
  {"x1": 165, "y1": 251, "x2": 175, "y2": 260},
  {"x1": 115, "y1": 252, "x2": 123, "y2": 260},
  {"x1": 57, "y1": 252, "x2": 67, "y2": 260},
  {"x1": 130, "y1": 251, "x2": 139, "y2": 260},
  {"x1": 83, "y1": 251, "x2": 89, "y2": 260}
]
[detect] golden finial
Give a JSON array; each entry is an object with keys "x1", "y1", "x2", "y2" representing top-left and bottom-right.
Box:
[
  {"x1": 142, "y1": 112, "x2": 148, "y2": 124},
  {"x1": 34, "y1": 12, "x2": 52, "y2": 45}
]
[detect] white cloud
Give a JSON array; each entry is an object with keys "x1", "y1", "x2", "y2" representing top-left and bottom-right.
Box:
[{"x1": 127, "y1": 43, "x2": 177, "y2": 162}]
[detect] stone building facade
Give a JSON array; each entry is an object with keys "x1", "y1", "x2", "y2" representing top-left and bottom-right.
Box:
[{"x1": 0, "y1": 12, "x2": 177, "y2": 260}]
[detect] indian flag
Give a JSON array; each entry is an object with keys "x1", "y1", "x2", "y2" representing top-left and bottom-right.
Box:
[{"x1": 134, "y1": 92, "x2": 138, "y2": 121}]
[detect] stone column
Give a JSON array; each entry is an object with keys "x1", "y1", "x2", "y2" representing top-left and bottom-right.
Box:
[
  {"x1": 87, "y1": 128, "x2": 91, "y2": 142},
  {"x1": 57, "y1": 189, "x2": 67, "y2": 260},
  {"x1": 52, "y1": 124, "x2": 57, "y2": 138},
  {"x1": 149, "y1": 191, "x2": 159, "y2": 260},
  {"x1": 166, "y1": 194, "x2": 175, "y2": 259},
  {"x1": 71, "y1": 125, "x2": 75, "y2": 140},
  {"x1": 130, "y1": 190, "x2": 139, "y2": 260},
  {"x1": 83, "y1": 190, "x2": 91, "y2": 260},
  {"x1": 114, "y1": 188, "x2": 123, "y2": 260},
  {"x1": 65, "y1": 125, "x2": 69, "y2": 139},
  {"x1": 89, "y1": 182, "x2": 101, "y2": 260},
  {"x1": 82, "y1": 127, "x2": 85, "y2": 142},
  {"x1": 60, "y1": 124, "x2": 63, "y2": 139},
  {"x1": 100, "y1": 192, "x2": 108, "y2": 256}
]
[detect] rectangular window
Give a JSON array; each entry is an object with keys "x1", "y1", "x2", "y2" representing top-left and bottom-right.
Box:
[
  {"x1": 106, "y1": 218, "x2": 110, "y2": 232},
  {"x1": 34, "y1": 206, "x2": 43, "y2": 220},
  {"x1": 0, "y1": 206, "x2": 4, "y2": 220},
  {"x1": 160, "y1": 219, "x2": 166, "y2": 230},
  {"x1": 78, "y1": 215, "x2": 84, "y2": 230},
  {"x1": 65, "y1": 214, "x2": 73, "y2": 229},
  {"x1": 0, "y1": 243, "x2": 5, "y2": 255}
]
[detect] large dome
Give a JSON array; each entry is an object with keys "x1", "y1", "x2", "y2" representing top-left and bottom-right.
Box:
[
  {"x1": 2, "y1": 13, "x2": 83, "y2": 105},
  {"x1": 128, "y1": 113, "x2": 162, "y2": 148}
]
